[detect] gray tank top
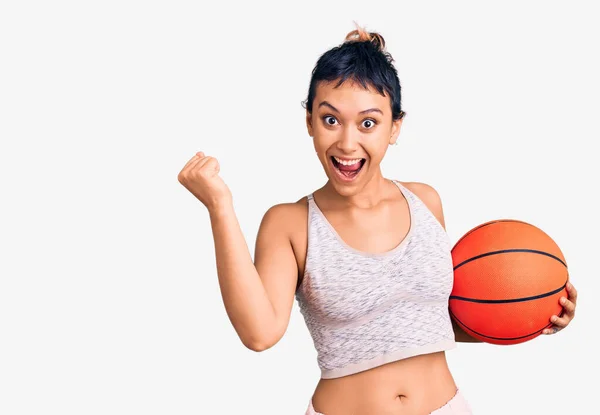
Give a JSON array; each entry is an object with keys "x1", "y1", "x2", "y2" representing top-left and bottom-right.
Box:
[{"x1": 295, "y1": 180, "x2": 456, "y2": 379}]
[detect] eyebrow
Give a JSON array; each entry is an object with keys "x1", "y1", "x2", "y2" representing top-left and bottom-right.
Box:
[{"x1": 317, "y1": 101, "x2": 383, "y2": 116}]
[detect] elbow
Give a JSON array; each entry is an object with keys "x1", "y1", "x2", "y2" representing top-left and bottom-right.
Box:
[
  {"x1": 244, "y1": 340, "x2": 273, "y2": 352},
  {"x1": 241, "y1": 331, "x2": 280, "y2": 352}
]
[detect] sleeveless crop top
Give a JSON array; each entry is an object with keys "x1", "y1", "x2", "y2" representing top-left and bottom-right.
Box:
[{"x1": 295, "y1": 180, "x2": 456, "y2": 379}]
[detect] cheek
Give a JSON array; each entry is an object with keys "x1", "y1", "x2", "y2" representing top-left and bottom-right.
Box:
[
  {"x1": 312, "y1": 138, "x2": 330, "y2": 163},
  {"x1": 312, "y1": 131, "x2": 335, "y2": 151},
  {"x1": 364, "y1": 136, "x2": 390, "y2": 159},
  {"x1": 312, "y1": 124, "x2": 332, "y2": 141}
]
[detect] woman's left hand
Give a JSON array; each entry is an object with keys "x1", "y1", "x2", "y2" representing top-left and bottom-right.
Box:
[{"x1": 543, "y1": 281, "x2": 577, "y2": 335}]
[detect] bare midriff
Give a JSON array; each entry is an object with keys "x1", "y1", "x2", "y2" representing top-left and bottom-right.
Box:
[{"x1": 311, "y1": 352, "x2": 457, "y2": 415}]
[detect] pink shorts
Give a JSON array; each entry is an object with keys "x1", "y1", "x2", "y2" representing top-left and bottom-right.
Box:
[{"x1": 305, "y1": 389, "x2": 472, "y2": 414}]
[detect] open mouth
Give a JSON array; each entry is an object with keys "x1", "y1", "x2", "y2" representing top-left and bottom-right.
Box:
[{"x1": 330, "y1": 156, "x2": 366, "y2": 181}]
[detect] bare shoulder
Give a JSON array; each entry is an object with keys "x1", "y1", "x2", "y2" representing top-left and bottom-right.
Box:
[
  {"x1": 261, "y1": 196, "x2": 308, "y2": 222},
  {"x1": 399, "y1": 181, "x2": 446, "y2": 228},
  {"x1": 401, "y1": 181, "x2": 443, "y2": 206},
  {"x1": 259, "y1": 196, "x2": 309, "y2": 235},
  {"x1": 257, "y1": 196, "x2": 310, "y2": 278}
]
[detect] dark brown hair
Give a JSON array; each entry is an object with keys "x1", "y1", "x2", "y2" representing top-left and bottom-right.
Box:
[{"x1": 303, "y1": 23, "x2": 406, "y2": 121}]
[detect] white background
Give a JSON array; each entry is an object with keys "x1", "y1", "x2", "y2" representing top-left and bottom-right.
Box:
[{"x1": 1, "y1": 1, "x2": 598, "y2": 414}]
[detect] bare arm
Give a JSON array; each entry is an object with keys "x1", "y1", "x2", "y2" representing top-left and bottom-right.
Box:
[
  {"x1": 209, "y1": 203, "x2": 299, "y2": 351},
  {"x1": 404, "y1": 182, "x2": 482, "y2": 343}
]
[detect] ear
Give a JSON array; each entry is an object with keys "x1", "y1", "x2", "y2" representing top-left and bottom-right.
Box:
[
  {"x1": 306, "y1": 110, "x2": 314, "y2": 137},
  {"x1": 389, "y1": 118, "x2": 403, "y2": 145}
]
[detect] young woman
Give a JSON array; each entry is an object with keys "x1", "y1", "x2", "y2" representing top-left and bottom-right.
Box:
[{"x1": 178, "y1": 26, "x2": 578, "y2": 415}]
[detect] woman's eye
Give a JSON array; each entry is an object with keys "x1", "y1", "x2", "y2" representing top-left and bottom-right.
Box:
[
  {"x1": 362, "y1": 119, "x2": 377, "y2": 129},
  {"x1": 322, "y1": 116, "x2": 377, "y2": 128},
  {"x1": 323, "y1": 116, "x2": 338, "y2": 126}
]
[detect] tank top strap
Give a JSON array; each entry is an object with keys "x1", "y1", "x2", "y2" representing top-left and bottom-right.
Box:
[
  {"x1": 306, "y1": 193, "x2": 318, "y2": 223},
  {"x1": 391, "y1": 180, "x2": 414, "y2": 202}
]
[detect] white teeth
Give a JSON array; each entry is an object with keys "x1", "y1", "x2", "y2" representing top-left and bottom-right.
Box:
[{"x1": 334, "y1": 156, "x2": 363, "y2": 166}]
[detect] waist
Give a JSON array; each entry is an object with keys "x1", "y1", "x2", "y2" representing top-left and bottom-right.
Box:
[{"x1": 312, "y1": 352, "x2": 456, "y2": 415}]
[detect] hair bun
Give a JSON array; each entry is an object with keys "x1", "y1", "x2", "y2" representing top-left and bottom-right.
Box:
[{"x1": 344, "y1": 23, "x2": 386, "y2": 52}]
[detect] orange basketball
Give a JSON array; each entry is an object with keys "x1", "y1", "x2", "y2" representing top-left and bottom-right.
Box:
[{"x1": 449, "y1": 220, "x2": 568, "y2": 345}]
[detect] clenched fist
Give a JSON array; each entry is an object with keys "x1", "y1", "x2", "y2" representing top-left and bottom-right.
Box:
[{"x1": 177, "y1": 152, "x2": 232, "y2": 212}]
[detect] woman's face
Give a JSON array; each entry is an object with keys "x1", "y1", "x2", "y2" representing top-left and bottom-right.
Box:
[{"x1": 306, "y1": 79, "x2": 402, "y2": 195}]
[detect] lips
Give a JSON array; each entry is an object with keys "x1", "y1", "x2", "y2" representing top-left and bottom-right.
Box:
[
  {"x1": 332, "y1": 156, "x2": 364, "y2": 169},
  {"x1": 330, "y1": 156, "x2": 366, "y2": 182}
]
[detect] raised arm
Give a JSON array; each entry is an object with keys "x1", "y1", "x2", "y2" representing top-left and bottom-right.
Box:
[
  {"x1": 209, "y1": 203, "x2": 299, "y2": 351},
  {"x1": 178, "y1": 152, "x2": 299, "y2": 351}
]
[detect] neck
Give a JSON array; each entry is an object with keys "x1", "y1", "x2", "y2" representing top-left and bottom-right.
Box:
[{"x1": 322, "y1": 171, "x2": 393, "y2": 210}]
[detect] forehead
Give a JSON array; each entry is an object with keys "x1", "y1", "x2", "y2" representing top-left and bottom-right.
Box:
[{"x1": 314, "y1": 79, "x2": 390, "y2": 114}]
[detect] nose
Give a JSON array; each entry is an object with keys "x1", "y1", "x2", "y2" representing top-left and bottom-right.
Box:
[{"x1": 336, "y1": 126, "x2": 360, "y2": 154}]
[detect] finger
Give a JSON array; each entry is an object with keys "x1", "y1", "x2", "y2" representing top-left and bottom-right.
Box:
[
  {"x1": 566, "y1": 282, "x2": 577, "y2": 304},
  {"x1": 186, "y1": 152, "x2": 214, "y2": 173},
  {"x1": 194, "y1": 155, "x2": 216, "y2": 171},
  {"x1": 543, "y1": 326, "x2": 562, "y2": 335},
  {"x1": 178, "y1": 154, "x2": 210, "y2": 185},
  {"x1": 180, "y1": 152, "x2": 206, "y2": 173},
  {"x1": 188, "y1": 155, "x2": 210, "y2": 172},
  {"x1": 548, "y1": 313, "x2": 571, "y2": 328},
  {"x1": 559, "y1": 296, "x2": 576, "y2": 315},
  {"x1": 188, "y1": 156, "x2": 220, "y2": 179},
  {"x1": 200, "y1": 156, "x2": 221, "y2": 175}
]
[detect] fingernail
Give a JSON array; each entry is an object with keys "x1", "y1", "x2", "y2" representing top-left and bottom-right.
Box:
[
  {"x1": 560, "y1": 298, "x2": 567, "y2": 304},
  {"x1": 551, "y1": 316, "x2": 558, "y2": 322},
  {"x1": 567, "y1": 282, "x2": 572, "y2": 289}
]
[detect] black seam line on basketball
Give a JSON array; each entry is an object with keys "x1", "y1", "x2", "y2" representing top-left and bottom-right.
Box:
[
  {"x1": 449, "y1": 281, "x2": 567, "y2": 303},
  {"x1": 453, "y1": 249, "x2": 567, "y2": 271},
  {"x1": 449, "y1": 309, "x2": 553, "y2": 341}
]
